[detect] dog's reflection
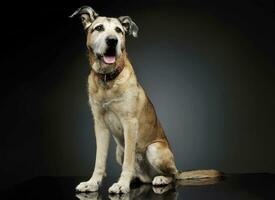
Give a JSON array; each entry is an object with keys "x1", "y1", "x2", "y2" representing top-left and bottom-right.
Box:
[
  {"x1": 76, "y1": 184, "x2": 177, "y2": 200},
  {"x1": 76, "y1": 177, "x2": 221, "y2": 200},
  {"x1": 76, "y1": 192, "x2": 101, "y2": 200}
]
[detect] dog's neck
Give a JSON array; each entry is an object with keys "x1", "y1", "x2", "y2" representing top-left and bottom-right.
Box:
[
  {"x1": 88, "y1": 50, "x2": 127, "y2": 83},
  {"x1": 93, "y1": 64, "x2": 124, "y2": 82}
]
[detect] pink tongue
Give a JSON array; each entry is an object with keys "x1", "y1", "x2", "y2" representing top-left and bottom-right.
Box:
[{"x1": 103, "y1": 56, "x2": 116, "y2": 64}]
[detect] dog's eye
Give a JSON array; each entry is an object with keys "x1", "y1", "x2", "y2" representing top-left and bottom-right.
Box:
[
  {"x1": 115, "y1": 27, "x2": 123, "y2": 33},
  {"x1": 94, "y1": 25, "x2": 104, "y2": 32}
]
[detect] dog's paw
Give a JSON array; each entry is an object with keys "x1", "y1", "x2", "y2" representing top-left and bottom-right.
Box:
[
  {"x1": 108, "y1": 182, "x2": 130, "y2": 194},
  {"x1": 152, "y1": 176, "x2": 172, "y2": 186},
  {"x1": 76, "y1": 180, "x2": 100, "y2": 193}
]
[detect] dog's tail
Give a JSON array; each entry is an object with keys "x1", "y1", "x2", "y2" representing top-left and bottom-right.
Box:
[{"x1": 175, "y1": 169, "x2": 222, "y2": 180}]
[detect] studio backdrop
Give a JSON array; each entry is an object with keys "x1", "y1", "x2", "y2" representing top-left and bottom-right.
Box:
[{"x1": 0, "y1": 0, "x2": 274, "y2": 189}]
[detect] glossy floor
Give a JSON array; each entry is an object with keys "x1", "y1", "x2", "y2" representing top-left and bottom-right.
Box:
[{"x1": 3, "y1": 174, "x2": 275, "y2": 200}]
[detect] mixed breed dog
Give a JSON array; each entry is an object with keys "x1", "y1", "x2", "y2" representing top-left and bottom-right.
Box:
[{"x1": 70, "y1": 6, "x2": 221, "y2": 194}]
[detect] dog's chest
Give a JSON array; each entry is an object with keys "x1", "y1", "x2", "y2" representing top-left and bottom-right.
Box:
[
  {"x1": 95, "y1": 95, "x2": 125, "y2": 142},
  {"x1": 91, "y1": 87, "x2": 135, "y2": 145},
  {"x1": 103, "y1": 110, "x2": 124, "y2": 143}
]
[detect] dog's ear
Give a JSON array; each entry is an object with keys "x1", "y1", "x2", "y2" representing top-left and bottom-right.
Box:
[
  {"x1": 69, "y1": 6, "x2": 98, "y2": 30},
  {"x1": 118, "y1": 16, "x2": 139, "y2": 38}
]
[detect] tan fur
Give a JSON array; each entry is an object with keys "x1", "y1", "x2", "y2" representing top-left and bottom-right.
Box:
[
  {"x1": 74, "y1": 14, "x2": 221, "y2": 194},
  {"x1": 176, "y1": 169, "x2": 222, "y2": 179}
]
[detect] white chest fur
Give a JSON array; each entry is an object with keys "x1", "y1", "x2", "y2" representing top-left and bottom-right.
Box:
[
  {"x1": 103, "y1": 110, "x2": 123, "y2": 140},
  {"x1": 90, "y1": 85, "x2": 137, "y2": 148},
  {"x1": 95, "y1": 97, "x2": 125, "y2": 146}
]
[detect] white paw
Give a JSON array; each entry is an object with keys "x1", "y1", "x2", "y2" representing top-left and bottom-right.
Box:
[
  {"x1": 76, "y1": 180, "x2": 99, "y2": 192},
  {"x1": 152, "y1": 176, "x2": 172, "y2": 186},
  {"x1": 108, "y1": 182, "x2": 130, "y2": 194}
]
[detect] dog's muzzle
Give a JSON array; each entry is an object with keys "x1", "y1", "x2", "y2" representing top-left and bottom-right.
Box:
[{"x1": 102, "y1": 36, "x2": 118, "y2": 64}]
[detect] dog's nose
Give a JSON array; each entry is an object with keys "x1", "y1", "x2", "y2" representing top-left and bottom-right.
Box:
[{"x1": 106, "y1": 37, "x2": 118, "y2": 47}]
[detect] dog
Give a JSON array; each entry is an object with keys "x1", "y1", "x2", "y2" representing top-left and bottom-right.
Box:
[{"x1": 70, "y1": 6, "x2": 221, "y2": 194}]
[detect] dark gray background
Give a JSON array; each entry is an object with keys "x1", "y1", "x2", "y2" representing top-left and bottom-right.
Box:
[{"x1": 0, "y1": 0, "x2": 274, "y2": 189}]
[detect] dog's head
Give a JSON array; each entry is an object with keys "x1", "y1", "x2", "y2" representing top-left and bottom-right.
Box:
[{"x1": 70, "y1": 6, "x2": 138, "y2": 73}]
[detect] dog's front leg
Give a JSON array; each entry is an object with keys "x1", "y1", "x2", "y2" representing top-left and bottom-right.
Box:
[
  {"x1": 108, "y1": 118, "x2": 138, "y2": 194},
  {"x1": 76, "y1": 117, "x2": 110, "y2": 192}
]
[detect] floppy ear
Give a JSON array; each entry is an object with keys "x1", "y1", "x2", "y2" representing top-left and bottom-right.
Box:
[
  {"x1": 69, "y1": 6, "x2": 98, "y2": 30},
  {"x1": 118, "y1": 16, "x2": 139, "y2": 38}
]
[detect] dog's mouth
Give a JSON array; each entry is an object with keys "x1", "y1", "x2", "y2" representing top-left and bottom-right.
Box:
[{"x1": 101, "y1": 47, "x2": 116, "y2": 64}]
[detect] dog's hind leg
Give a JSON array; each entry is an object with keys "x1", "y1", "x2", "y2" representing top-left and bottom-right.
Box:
[{"x1": 146, "y1": 141, "x2": 178, "y2": 186}]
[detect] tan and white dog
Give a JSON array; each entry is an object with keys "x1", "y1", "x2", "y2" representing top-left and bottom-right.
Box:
[{"x1": 70, "y1": 6, "x2": 221, "y2": 194}]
